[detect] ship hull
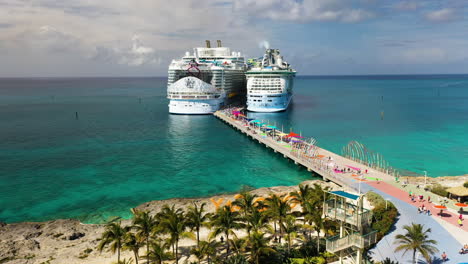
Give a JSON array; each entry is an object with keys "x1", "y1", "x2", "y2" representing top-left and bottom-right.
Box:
[
  {"x1": 247, "y1": 93, "x2": 292, "y2": 112},
  {"x1": 168, "y1": 98, "x2": 224, "y2": 114}
]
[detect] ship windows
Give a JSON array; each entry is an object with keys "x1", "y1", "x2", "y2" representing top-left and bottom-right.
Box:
[{"x1": 268, "y1": 100, "x2": 272, "y2": 102}]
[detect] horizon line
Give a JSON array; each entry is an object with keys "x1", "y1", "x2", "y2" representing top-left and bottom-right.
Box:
[{"x1": 1, "y1": 73, "x2": 468, "y2": 79}]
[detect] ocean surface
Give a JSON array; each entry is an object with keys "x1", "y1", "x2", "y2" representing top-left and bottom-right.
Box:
[{"x1": 1, "y1": 76, "x2": 467, "y2": 224}]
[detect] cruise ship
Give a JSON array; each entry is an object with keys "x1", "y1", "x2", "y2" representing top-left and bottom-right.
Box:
[
  {"x1": 167, "y1": 40, "x2": 246, "y2": 114},
  {"x1": 245, "y1": 49, "x2": 296, "y2": 112}
]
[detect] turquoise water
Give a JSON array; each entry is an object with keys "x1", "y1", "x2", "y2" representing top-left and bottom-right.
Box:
[{"x1": 1, "y1": 76, "x2": 467, "y2": 223}]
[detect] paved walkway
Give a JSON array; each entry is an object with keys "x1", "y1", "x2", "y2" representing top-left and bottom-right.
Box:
[{"x1": 362, "y1": 183, "x2": 467, "y2": 264}]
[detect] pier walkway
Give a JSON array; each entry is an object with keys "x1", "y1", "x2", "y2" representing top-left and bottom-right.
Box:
[{"x1": 214, "y1": 109, "x2": 468, "y2": 263}]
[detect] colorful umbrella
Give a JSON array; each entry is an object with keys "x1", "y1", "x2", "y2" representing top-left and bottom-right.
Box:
[
  {"x1": 455, "y1": 203, "x2": 468, "y2": 207},
  {"x1": 434, "y1": 205, "x2": 447, "y2": 209},
  {"x1": 346, "y1": 165, "x2": 360, "y2": 171}
]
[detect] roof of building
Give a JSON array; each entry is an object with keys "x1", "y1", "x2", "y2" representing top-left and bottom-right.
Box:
[
  {"x1": 446, "y1": 186, "x2": 468, "y2": 197},
  {"x1": 330, "y1": 190, "x2": 360, "y2": 200}
]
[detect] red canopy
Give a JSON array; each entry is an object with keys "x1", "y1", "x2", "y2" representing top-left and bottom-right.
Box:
[
  {"x1": 286, "y1": 132, "x2": 303, "y2": 138},
  {"x1": 455, "y1": 203, "x2": 468, "y2": 207},
  {"x1": 434, "y1": 205, "x2": 447, "y2": 209}
]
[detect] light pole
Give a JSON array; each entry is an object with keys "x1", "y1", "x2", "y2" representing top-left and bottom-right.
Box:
[{"x1": 423, "y1": 170, "x2": 427, "y2": 186}]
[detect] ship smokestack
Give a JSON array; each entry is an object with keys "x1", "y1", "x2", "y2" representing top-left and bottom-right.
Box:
[
  {"x1": 217, "y1": 40, "x2": 222, "y2": 47},
  {"x1": 205, "y1": 40, "x2": 211, "y2": 48}
]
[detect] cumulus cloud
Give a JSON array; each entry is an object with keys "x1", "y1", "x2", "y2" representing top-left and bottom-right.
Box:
[
  {"x1": 0, "y1": 0, "x2": 267, "y2": 76},
  {"x1": 118, "y1": 35, "x2": 159, "y2": 66},
  {"x1": 233, "y1": 0, "x2": 375, "y2": 23},
  {"x1": 425, "y1": 8, "x2": 457, "y2": 23}
]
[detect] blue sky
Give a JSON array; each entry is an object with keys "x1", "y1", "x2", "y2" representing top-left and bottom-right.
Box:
[{"x1": 1, "y1": 0, "x2": 468, "y2": 76}]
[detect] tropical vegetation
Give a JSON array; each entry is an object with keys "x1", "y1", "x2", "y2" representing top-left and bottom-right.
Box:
[
  {"x1": 97, "y1": 184, "x2": 400, "y2": 264},
  {"x1": 394, "y1": 223, "x2": 438, "y2": 264}
]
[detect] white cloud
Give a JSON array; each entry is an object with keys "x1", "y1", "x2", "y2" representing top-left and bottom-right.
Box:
[
  {"x1": 425, "y1": 8, "x2": 457, "y2": 23},
  {"x1": 0, "y1": 0, "x2": 268, "y2": 76},
  {"x1": 233, "y1": 0, "x2": 375, "y2": 23}
]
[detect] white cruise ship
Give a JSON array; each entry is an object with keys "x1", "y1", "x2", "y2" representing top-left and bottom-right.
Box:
[
  {"x1": 246, "y1": 49, "x2": 296, "y2": 112},
  {"x1": 167, "y1": 40, "x2": 246, "y2": 114}
]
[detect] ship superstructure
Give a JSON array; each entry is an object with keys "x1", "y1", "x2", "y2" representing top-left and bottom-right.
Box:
[
  {"x1": 167, "y1": 40, "x2": 246, "y2": 114},
  {"x1": 246, "y1": 49, "x2": 296, "y2": 112}
]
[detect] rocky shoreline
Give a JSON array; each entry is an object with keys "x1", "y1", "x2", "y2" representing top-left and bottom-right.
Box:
[
  {"x1": 0, "y1": 179, "x2": 338, "y2": 264},
  {"x1": 1, "y1": 174, "x2": 466, "y2": 264},
  {"x1": 401, "y1": 174, "x2": 468, "y2": 187}
]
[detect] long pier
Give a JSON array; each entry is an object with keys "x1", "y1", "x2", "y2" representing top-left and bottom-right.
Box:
[{"x1": 214, "y1": 110, "x2": 394, "y2": 191}]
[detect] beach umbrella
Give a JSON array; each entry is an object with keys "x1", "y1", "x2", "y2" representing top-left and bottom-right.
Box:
[
  {"x1": 433, "y1": 205, "x2": 447, "y2": 209},
  {"x1": 267, "y1": 125, "x2": 277, "y2": 129},
  {"x1": 286, "y1": 132, "x2": 303, "y2": 138},
  {"x1": 346, "y1": 165, "x2": 361, "y2": 171},
  {"x1": 455, "y1": 203, "x2": 468, "y2": 207}
]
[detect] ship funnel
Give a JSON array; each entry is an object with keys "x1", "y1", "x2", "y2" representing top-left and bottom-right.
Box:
[
  {"x1": 217, "y1": 40, "x2": 222, "y2": 47},
  {"x1": 205, "y1": 40, "x2": 211, "y2": 48}
]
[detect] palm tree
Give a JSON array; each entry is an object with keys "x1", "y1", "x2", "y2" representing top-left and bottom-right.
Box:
[
  {"x1": 225, "y1": 254, "x2": 249, "y2": 264},
  {"x1": 123, "y1": 231, "x2": 143, "y2": 264},
  {"x1": 146, "y1": 239, "x2": 171, "y2": 264},
  {"x1": 264, "y1": 194, "x2": 291, "y2": 243},
  {"x1": 132, "y1": 210, "x2": 157, "y2": 263},
  {"x1": 282, "y1": 215, "x2": 299, "y2": 254},
  {"x1": 382, "y1": 257, "x2": 400, "y2": 264},
  {"x1": 119, "y1": 259, "x2": 134, "y2": 264},
  {"x1": 201, "y1": 238, "x2": 222, "y2": 264},
  {"x1": 210, "y1": 205, "x2": 245, "y2": 259},
  {"x1": 245, "y1": 231, "x2": 276, "y2": 264},
  {"x1": 246, "y1": 209, "x2": 270, "y2": 234},
  {"x1": 186, "y1": 202, "x2": 210, "y2": 249},
  {"x1": 158, "y1": 205, "x2": 189, "y2": 264},
  {"x1": 290, "y1": 184, "x2": 311, "y2": 223},
  {"x1": 97, "y1": 221, "x2": 126, "y2": 264},
  {"x1": 394, "y1": 223, "x2": 438, "y2": 264},
  {"x1": 233, "y1": 191, "x2": 258, "y2": 234},
  {"x1": 308, "y1": 207, "x2": 324, "y2": 253},
  {"x1": 190, "y1": 239, "x2": 210, "y2": 264}
]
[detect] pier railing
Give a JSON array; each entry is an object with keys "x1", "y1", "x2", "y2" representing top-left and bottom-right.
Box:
[{"x1": 215, "y1": 110, "x2": 360, "y2": 192}]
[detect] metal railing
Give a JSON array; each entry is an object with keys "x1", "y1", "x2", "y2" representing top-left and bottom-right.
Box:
[
  {"x1": 323, "y1": 200, "x2": 372, "y2": 227},
  {"x1": 326, "y1": 231, "x2": 378, "y2": 253}
]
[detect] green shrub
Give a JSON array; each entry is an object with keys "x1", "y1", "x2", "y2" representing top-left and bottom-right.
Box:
[
  {"x1": 367, "y1": 192, "x2": 399, "y2": 240},
  {"x1": 429, "y1": 183, "x2": 448, "y2": 197},
  {"x1": 463, "y1": 181, "x2": 468, "y2": 188}
]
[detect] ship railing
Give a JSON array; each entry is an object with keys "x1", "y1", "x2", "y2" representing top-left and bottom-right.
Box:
[{"x1": 168, "y1": 95, "x2": 221, "y2": 99}]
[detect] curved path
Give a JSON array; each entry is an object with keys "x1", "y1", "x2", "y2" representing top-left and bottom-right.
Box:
[{"x1": 362, "y1": 182, "x2": 467, "y2": 263}]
